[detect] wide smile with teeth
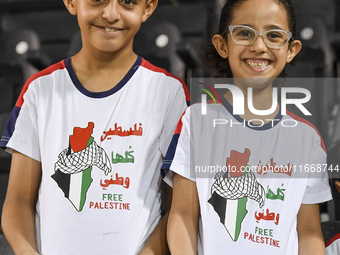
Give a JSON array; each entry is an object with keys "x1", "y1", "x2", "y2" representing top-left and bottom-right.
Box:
[
  {"x1": 105, "y1": 27, "x2": 118, "y2": 32},
  {"x1": 245, "y1": 60, "x2": 270, "y2": 68}
]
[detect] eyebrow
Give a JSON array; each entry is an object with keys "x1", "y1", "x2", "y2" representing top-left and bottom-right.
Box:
[
  {"x1": 265, "y1": 24, "x2": 286, "y2": 30},
  {"x1": 239, "y1": 23, "x2": 286, "y2": 31}
]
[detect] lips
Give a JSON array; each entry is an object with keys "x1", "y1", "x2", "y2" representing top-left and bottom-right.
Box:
[{"x1": 244, "y1": 59, "x2": 271, "y2": 69}]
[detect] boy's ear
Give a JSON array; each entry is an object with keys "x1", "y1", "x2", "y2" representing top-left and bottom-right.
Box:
[
  {"x1": 63, "y1": 0, "x2": 77, "y2": 16},
  {"x1": 212, "y1": 34, "x2": 228, "y2": 59},
  {"x1": 142, "y1": 0, "x2": 158, "y2": 23},
  {"x1": 286, "y1": 39, "x2": 302, "y2": 63}
]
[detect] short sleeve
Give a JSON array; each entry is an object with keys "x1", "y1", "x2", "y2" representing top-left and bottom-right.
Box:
[
  {"x1": 159, "y1": 80, "x2": 188, "y2": 157},
  {"x1": 6, "y1": 84, "x2": 41, "y2": 162},
  {"x1": 161, "y1": 108, "x2": 194, "y2": 187}
]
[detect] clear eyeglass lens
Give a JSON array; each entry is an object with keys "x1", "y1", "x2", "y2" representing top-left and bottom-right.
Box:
[{"x1": 231, "y1": 26, "x2": 289, "y2": 48}]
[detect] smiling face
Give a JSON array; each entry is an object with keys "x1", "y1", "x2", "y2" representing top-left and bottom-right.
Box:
[
  {"x1": 64, "y1": 0, "x2": 157, "y2": 55},
  {"x1": 213, "y1": 0, "x2": 301, "y2": 88}
]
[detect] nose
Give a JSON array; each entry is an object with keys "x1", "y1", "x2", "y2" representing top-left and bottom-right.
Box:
[
  {"x1": 103, "y1": 1, "x2": 121, "y2": 22},
  {"x1": 249, "y1": 34, "x2": 267, "y2": 53}
]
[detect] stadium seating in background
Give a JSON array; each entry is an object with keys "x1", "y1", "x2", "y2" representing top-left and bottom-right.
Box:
[
  {"x1": 1, "y1": 10, "x2": 78, "y2": 64},
  {"x1": 0, "y1": 29, "x2": 42, "y2": 81},
  {"x1": 134, "y1": 21, "x2": 184, "y2": 80},
  {"x1": 284, "y1": 14, "x2": 335, "y2": 78},
  {"x1": 284, "y1": 15, "x2": 336, "y2": 145},
  {"x1": 134, "y1": 3, "x2": 208, "y2": 84}
]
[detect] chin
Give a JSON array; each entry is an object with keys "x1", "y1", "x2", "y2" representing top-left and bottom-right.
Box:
[
  {"x1": 236, "y1": 77, "x2": 275, "y2": 89},
  {"x1": 95, "y1": 44, "x2": 123, "y2": 53}
]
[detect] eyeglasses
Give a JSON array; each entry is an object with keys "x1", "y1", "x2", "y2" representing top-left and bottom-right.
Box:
[{"x1": 223, "y1": 25, "x2": 293, "y2": 49}]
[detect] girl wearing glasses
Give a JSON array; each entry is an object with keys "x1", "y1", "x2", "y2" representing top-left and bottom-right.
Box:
[{"x1": 162, "y1": 0, "x2": 332, "y2": 254}]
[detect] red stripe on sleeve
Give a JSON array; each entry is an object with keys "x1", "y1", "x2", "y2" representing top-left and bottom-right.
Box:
[
  {"x1": 326, "y1": 233, "x2": 340, "y2": 248},
  {"x1": 286, "y1": 110, "x2": 326, "y2": 153},
  {"x1": 174, "y1": 111, "x2": 186, "y2": 135},
  {"x1": 141, "y1": 58, "x2": 190, "y2": 103},
  {"x1": 15, "y1": 60, "x2": 66, "y2": 107}
]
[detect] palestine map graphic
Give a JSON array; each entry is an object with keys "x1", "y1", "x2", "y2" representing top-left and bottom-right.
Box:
[
  {"x1": 51, "y1": 122, "x2": 112, "y2": 212},
  {"x1": 208, "y1": 148, "x2": 266, "y2": 241}
]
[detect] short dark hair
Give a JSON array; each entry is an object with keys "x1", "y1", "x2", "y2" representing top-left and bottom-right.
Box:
[{"x1": 201, "y1": 0, "x2": 299, "y2": 78}]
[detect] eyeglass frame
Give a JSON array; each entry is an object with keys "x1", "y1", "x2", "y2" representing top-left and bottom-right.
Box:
[{"x1": 222, "y1": 25, "x2": 293, "y2": 49}]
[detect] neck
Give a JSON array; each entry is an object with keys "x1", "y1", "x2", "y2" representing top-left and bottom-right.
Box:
[
  {"x1": 73, "y1": 40, "x2": 137, "y2": 71},
  {"x1": 69, "y1": 41, "x2": 138, "y2": 93}
]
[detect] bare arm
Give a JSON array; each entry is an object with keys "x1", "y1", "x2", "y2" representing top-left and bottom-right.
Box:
[
  {"x1": 2, "y1": 150, "x2": 41, "y2": 255},
  {"x1": 297, "y1": 203, "x2": 325, "y2": 255},
  {"x1": 167, "y1": 173, "x2": 199, "y2": 255},
  {"x1": 137, "y1": 182, "x2": 172, "y2": 255}
]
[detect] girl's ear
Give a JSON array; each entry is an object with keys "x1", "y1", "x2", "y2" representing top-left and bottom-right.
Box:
[
  {"x1": 63, "y1": 0, "x2": 77, "y2": 16},
  {"x1": 212, "y1": 34, "x2": 228, "y2": 59},
  {"x1": 286, "y1": 39, "x2": 302, "y2": 63}
]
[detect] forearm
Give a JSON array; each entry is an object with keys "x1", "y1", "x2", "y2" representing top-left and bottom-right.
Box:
[
  {"x1": 137, "y1": 212, "x2": 169, "y2": 255},
  {"x1": 2, "y1": 151, "x2": 41, "y2": 255},
  {"x1": 167, "y1": 173, "x2": 199, "y2": 255},
  {"x1": 297, "y1": 204, "x2": 325, "y2": 255},
  {"x1": 2, "y1": 198, "x2": 39, "y2": 255},
  {"x1": 167, "y1": 209, "x2": 198, "y2": 255},
  {"x1": 298, "y1": 230, "x2": 325, "y2": 255}
]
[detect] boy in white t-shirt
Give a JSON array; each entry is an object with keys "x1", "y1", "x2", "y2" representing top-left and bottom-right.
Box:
[{"x1": 0, "y1": 0, "x2": 189, "y2": 254}]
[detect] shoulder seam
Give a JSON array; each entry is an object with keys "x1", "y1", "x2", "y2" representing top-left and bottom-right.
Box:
[
  {"x1": 140, "y1": 58, "x2": 190, "y2": 104},
  {"x1": 15, "y1": 60, "x2": 66, "y2": 108}
]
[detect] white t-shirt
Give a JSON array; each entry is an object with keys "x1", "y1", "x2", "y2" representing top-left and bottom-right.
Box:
[
  {"x1": 1, "y1": 56, "x2": 189, "y2": 255},
  {"x1": 162, "y1": 97, "x2": 332, "y2": 255}
]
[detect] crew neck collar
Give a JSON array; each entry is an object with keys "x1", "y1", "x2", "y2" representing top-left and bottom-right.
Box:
[{"x1": 65, "y1": 56, "x2": 142, "y2": 98}]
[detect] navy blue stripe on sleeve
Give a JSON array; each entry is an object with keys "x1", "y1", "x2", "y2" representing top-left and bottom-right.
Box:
[
  {"x1": 161, "y1": 133, "x2": 180, "y2": 178},
  {"x1": 0, "y1": 106, "x2": 21, "y2": 149}
]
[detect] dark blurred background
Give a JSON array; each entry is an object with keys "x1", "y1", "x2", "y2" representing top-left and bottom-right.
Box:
[{"x1": 1, "y1": 0, "x2": 340, "y2": 253}]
